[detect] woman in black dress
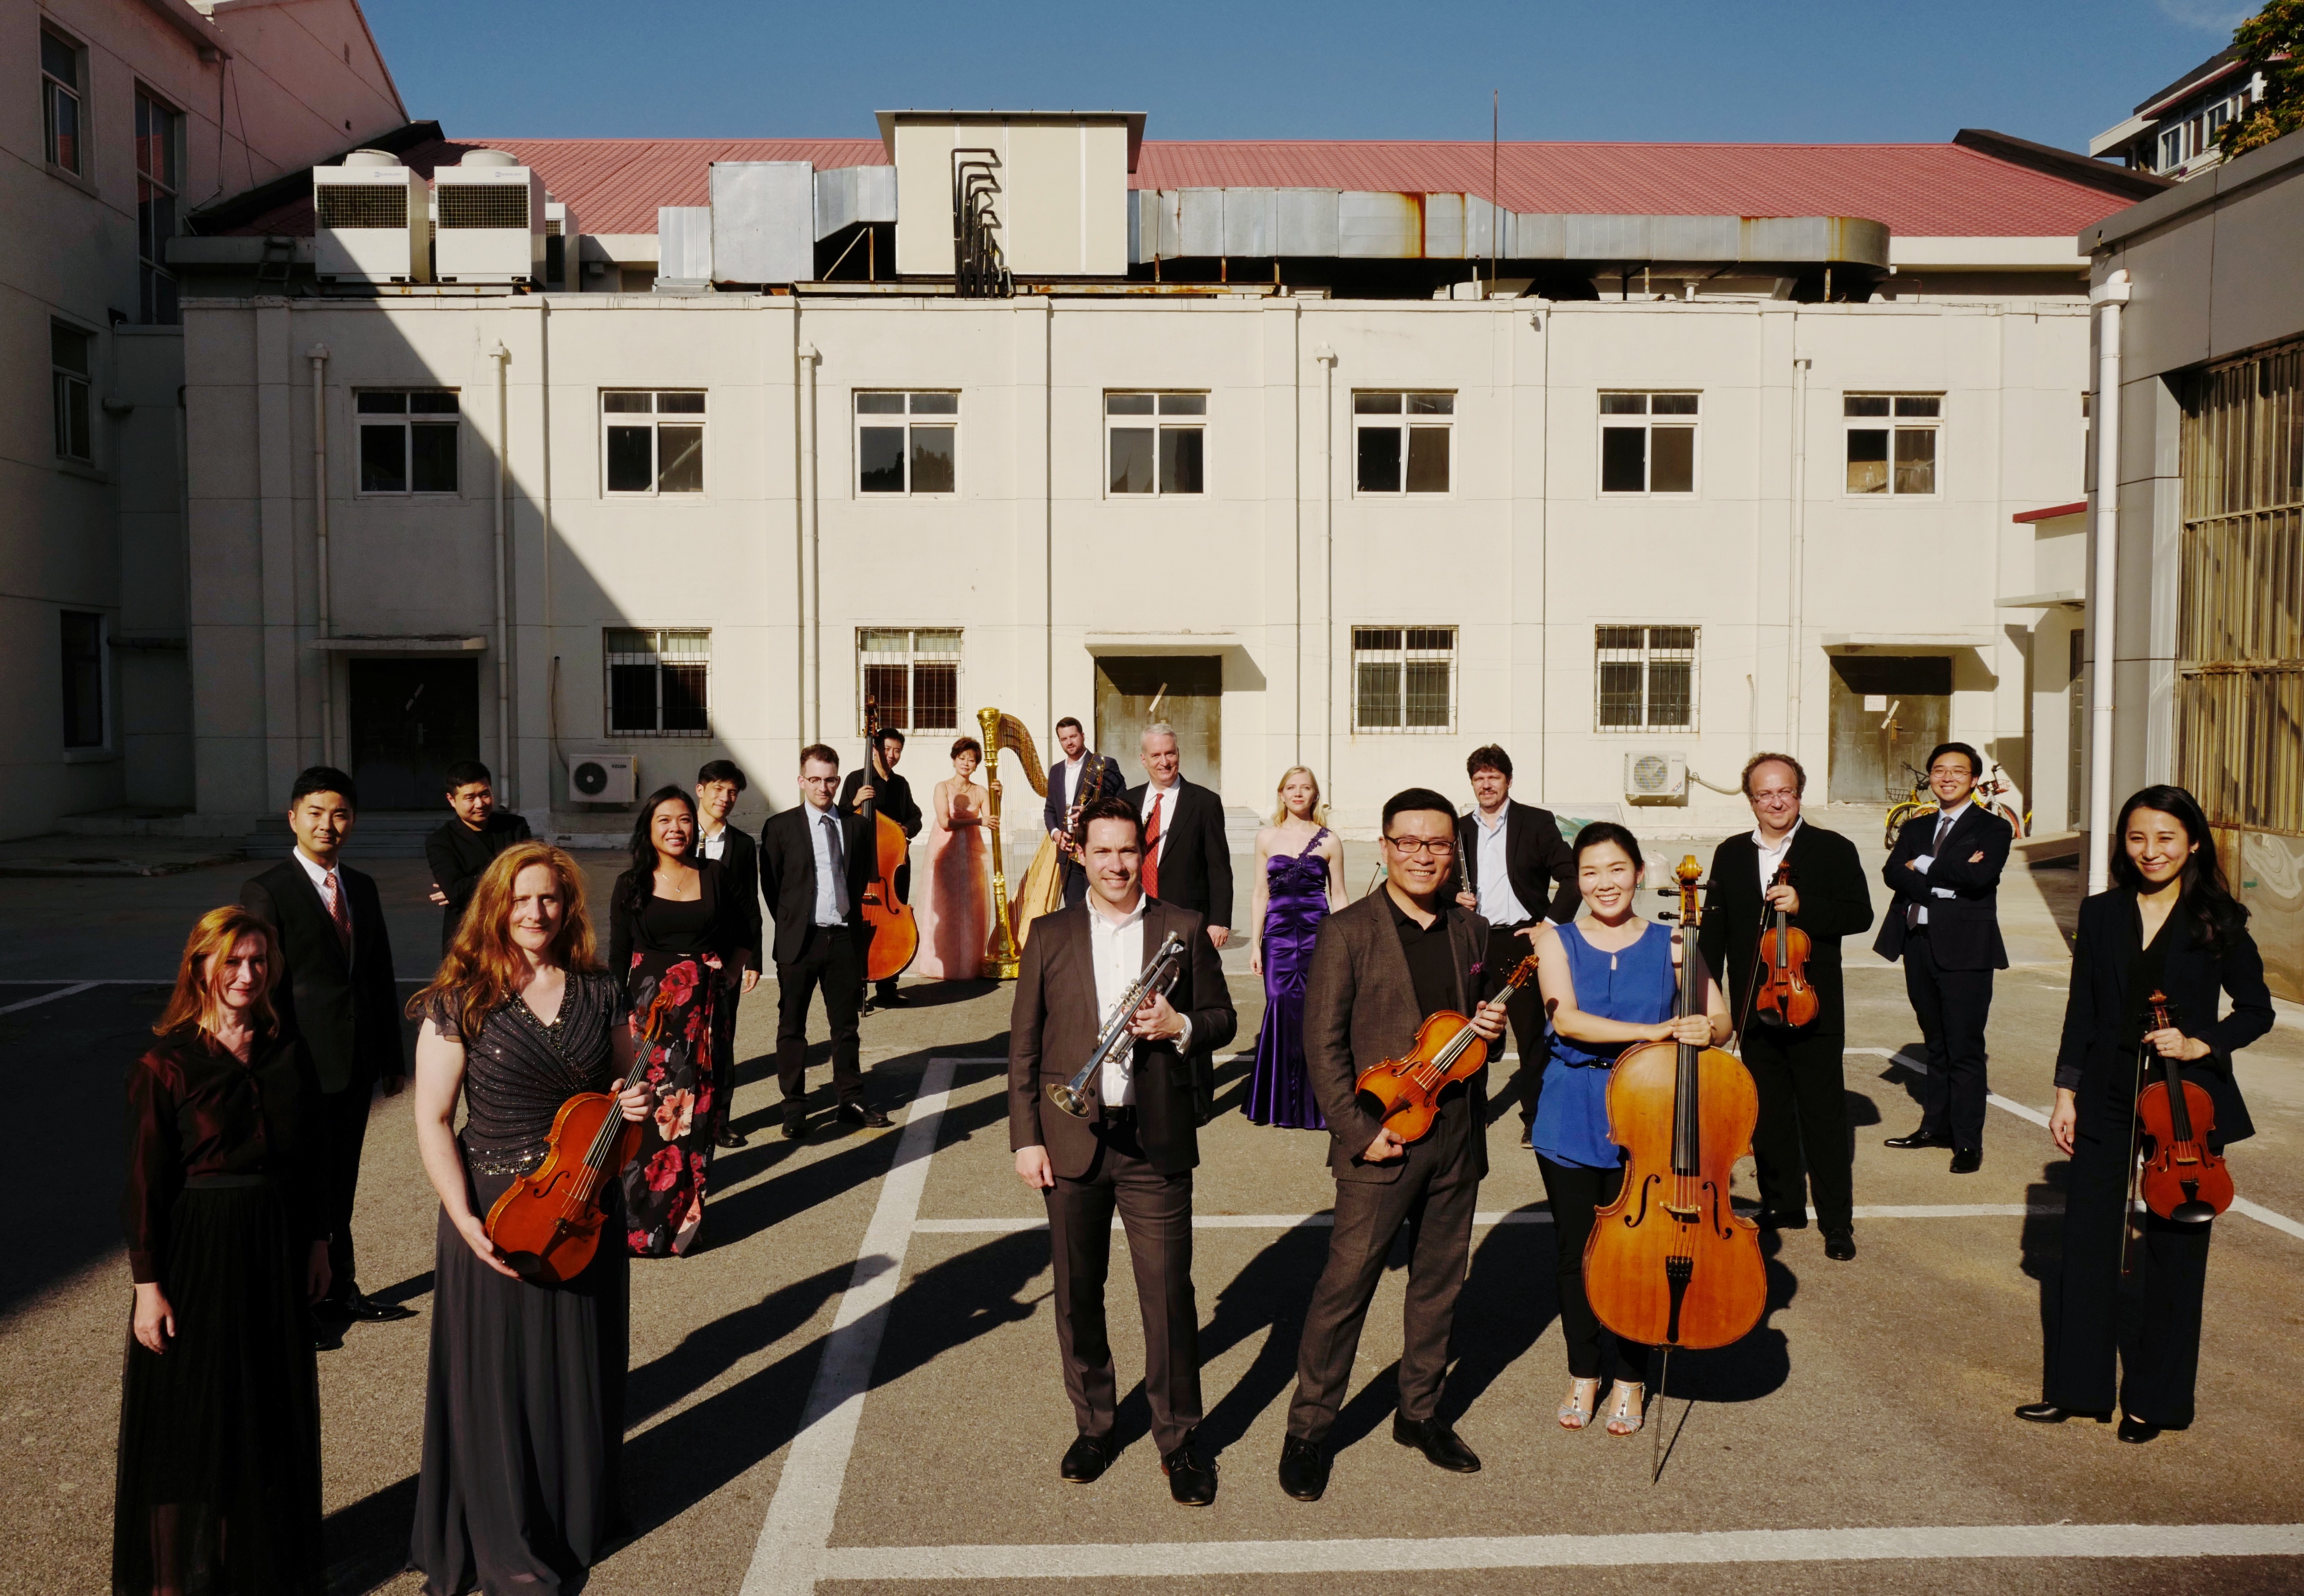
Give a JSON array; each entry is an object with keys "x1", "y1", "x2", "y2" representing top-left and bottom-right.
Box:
[
  {"x1": 116, "y1": 905, "x2": 331, "y2": 1595},
  {"x1": 611, "y1": 785, "x2": 742, "y2": 1257},
  {"x1": 2019, "y1": 785, "x2": 2274, "y2": 1442},
  {"x1": 408, "y1": 841, "x2": 652, "y2": 1594}
]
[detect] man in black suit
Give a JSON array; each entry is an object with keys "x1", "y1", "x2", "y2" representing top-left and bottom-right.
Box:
[
  {"x1": 1451, "y1": 744, "x2": 1576, "y2": 1146},
  {"x1": 1123, "y1": 722, "x2": 1232, "y2": 948},
  {"x1": 423, "y1": 759, "x2": 532, "y2": 954},
  {"x1": 1698, "y1": 753, "x2": 1876, "y2": 1260},
  {"x1": 1280, "y1": 789, "x2": 1509, "y2": 1502},
  {"x1": 838, "y1": 727, "x2": 921, "y2": 1010},
  {"x1": 760, "y1": 744, "x2": 888, "y2": 1139},
  {"x1": 241, "y1": 766, "x2": 412, "y2": 1343},
  {"x1": 1874, "y1": 741, "x2": 2012, "y2": 1173},
  {"x1": 1010, "y1": 795, "x2": 1236, "y2": 1504},
  {"x1": 1044, "y1": 716, "x2": 1125, "y2": 907},
  {"x1": 696, "y1": 759, "x2": 764, "y2": 1147}
]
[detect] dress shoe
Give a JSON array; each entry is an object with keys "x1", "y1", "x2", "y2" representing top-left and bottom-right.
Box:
[
  {"x1": 781, "y1": 1112, "x2": 809, "y2": 1141},
  {"x1": 837, "y1": 1101, "x2": 892, "y2": 1128},
  {"x1": 1059, "y1": 1433, "x2": 1112, "y2": 1484},
  {"x1": 1823, "y1": 1229, "x2": 1856, "y2": 1261},
  {"x1": 2015, "y1": 1402, "x2": 2111, "y2": 1425},
  {"x1": 874, "y1": 988, "x2": 911, "y2": 1008},
  {"x1": 1884, "y1": 1127, "x2": 1954, "y2": 1150},
  {"x1": 715, "y1": 1127, "x2": 749, "y2": 1149},
  {"x1": 312, "y1": 1322, "x2": 344, "y2": 1353},
  {"x1": 1160, "y1": 1431, "x2": 1218, "y2": 1507},
  {"x1": 1949, "y1": 1147, "x2": 1983, "y2": 1175},
  {"x1": 1277, "y1": 1436, "x2": 1330, "y2": 1502},
  {"x1": 2118, "y1": 1415, "x2": 2163, "y2": 1444},
  {"x1": 329, "y1": 1288, "x2": 415, "y2": 1323},
  {"x1": 1757, "y1": 1208, "x2": 1810, "y2": 1231},
  {"x1": 1516, "y1": 1125, "x2": 1533, "y2": 1151},
  {"x1": 1392, "y1": 1416, "x2": 1481, "y2": 1473}
]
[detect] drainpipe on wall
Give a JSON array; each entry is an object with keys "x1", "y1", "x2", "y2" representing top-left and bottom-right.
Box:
[
  {"x1": 491, "y1": 342, "x2": 513, "y2": 808},
  {"x1": 1786, "y1": 355, "x2": 1811, "y2": 759},
  {"x1": 1314, "y1": 343, "x2": 1336, "y2": 788},
  {"x1": 308, "y1": 343, "x2": 332, "y2": 765},
  {"x1": 799, "y1": 343, "x2": 821, "y2": 745},
  {"x1": 2086, "y1": 269, "x2": 2131, "y2": 895}
]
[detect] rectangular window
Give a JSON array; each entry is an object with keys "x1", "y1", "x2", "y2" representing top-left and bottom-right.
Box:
[
  {"x1": 1354, "y1": 391, "x2": 1453, "y2": 494},
  {"x1": 60, "y1": 610, "x2": 105, "y2": 749},
  {"x1": 2160, "y1": 127, "x2": 2185, "y2": 170},
  {"x1": 135, "y1": 89, "x2": 182, "y2": 323},
  {"x1": 51, "y1": 322, "x2": 91, "y2": 461},
  {"x1": 1594, "y1": 625, "x2": 1698, "y2": 731},
  {"x1": 1598, "y1": 392, "x2": 1699, "y2": 495},
  {"x1": 857, "y1": 628, "x2": 963, "y2": 733},
  {"x1": 1351, "y1": 626, "x2": 1456, "y2": 732},
  {"x1": 41, "y1": 29, "x2": 81, "y2": 174},
  {"x1": 1844, "y1": 394, "x2": 1940, "y2": 495},
  {"x1": 604, "y1": 628, "x2": 710, "y2": 735},
  {"x1": 356, "y1": 391, "x2": 460, "y2": 494},
  {"x1": 855, "y1": 391, "x2": 958, "y2": 496},
  {"x1": 601, "y1": 391, "x2": 705, "y2": 495},
  {"x1": 1106, "y1": 391, "x2": 1205, "y2": 495}
]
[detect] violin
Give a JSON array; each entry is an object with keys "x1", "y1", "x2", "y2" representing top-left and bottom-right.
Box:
[
  {"x1": 1355, "y1": 953, "x2": 1538, "y2": 1145},
  {"x1": 1750, "y1": 862, "x2": 1818, "y2": 1030},
  {"x1": 1584, "y1": 857, "x2": 1767, "y2": 1357},
  {"x1": 2133, "y1": 988, "x2": 2231, "y2": 1227},
  {"x1": 857, "y1": 694, "x2": 920, "y2": 986}
]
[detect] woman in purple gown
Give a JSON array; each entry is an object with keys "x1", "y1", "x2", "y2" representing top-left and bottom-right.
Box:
[{"x1": 1244, "y1": 767, "x2": 1345, "y2": 1128}]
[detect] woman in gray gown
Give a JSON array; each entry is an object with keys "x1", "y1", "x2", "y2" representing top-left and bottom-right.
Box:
[{"x1": 407, "y1": 842, "x2": 653, "y2": 1594}]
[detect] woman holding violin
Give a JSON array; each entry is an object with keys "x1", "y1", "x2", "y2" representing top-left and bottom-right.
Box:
[
  {"x1": 2021, "y1": 785, "x2": 2273, "y2": 1443},
  {"x1": 1530, "y1": 822, "x2": 1729, "y2": 1437},
  {"x1": 409, "y1": 842, "x2": 652, "y2": 1593}
]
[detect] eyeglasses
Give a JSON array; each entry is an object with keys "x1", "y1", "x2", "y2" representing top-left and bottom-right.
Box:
[{"x1": 1383, "y1": 836, "x2": 1456, "y2": 856}]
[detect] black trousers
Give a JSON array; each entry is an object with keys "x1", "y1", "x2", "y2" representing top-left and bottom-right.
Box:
[
  {"x1": 1902, "y1": 930, "x2": 1994, "y2": 1149},
  {"x1": 775, "y1": 924, "x2": 865, "y2": 1106},
  {"x1": 2043, "y1": 1129, "x2": 2215, "y2": 1428},
  {"x1": 1045, "y1": 1116, "x2": 1201, "y2": 1454},
  {"x1": 318, "y1": 1073, "x2": 376, "y2": 1292},
  {"x1": 709, "y1": 970, "x2": 744, "y2": 1135},
  {"x1": 1537, "y1": 1155, "x2": 1650, "y2": 1383},
  {"x1": 1485, "y1": 924, "x2": 1548, "y2": 1129},
  {"x1": 1740, "y1": 1025, "x2": 1854, "y2": 1232}
]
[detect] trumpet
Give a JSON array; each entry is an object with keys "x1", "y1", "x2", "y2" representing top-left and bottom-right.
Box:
[{"x1": 1047, "y1": 931, "x2": 1187, "y2": 1119}]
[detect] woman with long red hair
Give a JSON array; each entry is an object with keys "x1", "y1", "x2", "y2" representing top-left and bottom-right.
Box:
[
  {"x1": 115, "y1": 907, "x2": 329, "y2": 1595},
  {"x1": 408, "y1": 842, "x2": 652, "y2": 1594}
]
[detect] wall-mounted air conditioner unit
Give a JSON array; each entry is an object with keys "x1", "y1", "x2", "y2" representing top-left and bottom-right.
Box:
[
  {"x1": 544, "y1": 196, "x2": 574, "y2": 290},
  {"x1": 314, "y1": 150, "x2": 430, "y2": 284},
  {"x1": 1623, "y1": 751, "x2": 1688, "y2": 804},
  {"x1": 568, "y1": 752, "x2": 636, "y2": 804},
  {"x1": 433, "y1": 149, "x2": 545, "y2": 285}
]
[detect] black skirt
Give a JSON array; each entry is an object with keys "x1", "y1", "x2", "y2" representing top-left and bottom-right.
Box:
[
  {"x1": 410, "y1": 1166, "x2": 629, "y2": 1595},
  {"x1": 113, "y1": 1180, "x2": 325, "y2": 1595}
]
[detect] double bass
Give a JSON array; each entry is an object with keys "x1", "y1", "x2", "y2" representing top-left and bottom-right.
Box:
[
  {"x1": 1748, "y1": 861, "x2": 1819, "y2": 1031},
  {"x1": 857, "y1": 695, "x2": 918, "y2": 985},
  {"x1": 2130, "y1": 988, "x2": 2232, "y2": 1233}
]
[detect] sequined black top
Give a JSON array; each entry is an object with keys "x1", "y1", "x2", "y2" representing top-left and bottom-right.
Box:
[{"x1": 425, "y1": 970, "x2": 622, "y2": 1176}]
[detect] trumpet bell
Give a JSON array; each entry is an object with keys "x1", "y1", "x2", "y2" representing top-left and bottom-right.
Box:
[{"x1": 1047, "y1": 1082, "x2": 1092, "y2": 1119}]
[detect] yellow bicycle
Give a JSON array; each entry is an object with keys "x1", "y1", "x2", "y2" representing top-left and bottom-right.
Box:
[{"x1": 1883, "y1": 761, "x2": 2028, "y2": 847}]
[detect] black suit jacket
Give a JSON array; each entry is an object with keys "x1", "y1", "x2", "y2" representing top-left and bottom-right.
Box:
[
  {"x1": 1124, "y1": 778, "x2": 1234, "y2": 930},
  {"x1": 1455, "y1": 800, "x2": 1578, "y2": 926},
  {"x1": 424, "y1": 810, "x2": 533, "y2": 952},
  {"x1": 1699, "y1": 824, "x2": 1875, "y2": 1036},
  {"x1": 840, "y1": 764, "x2": 920, "y2": 905},
  {"x1": 1044, "y1": 752, "x2": 1126, "y2": 835},
  {"x1": 1007, "y1": 897, "x2": 1238, "y2": 1178},
  {"x1": 2055, "y1": 889, "x2": 2273, "y2": 1146},
  {"x1": 1874, "y1": 804, "x2": 2012, "y2": 970},
  {"x1": 697, "y1": 825, "x2": 763, "y2": 968},
  {"x1": 758, "y1": 803, "x2": 874, "y2": 966},
  {"x1": 241, "y1": 857, "x2": 404, "y2": 1095}
]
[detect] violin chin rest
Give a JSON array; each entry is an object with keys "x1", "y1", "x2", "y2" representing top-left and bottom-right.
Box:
[
  {"x1": 2169, "y1": 1201, "x2": 2217, "y2": 1227},
  {"x1": 500, "y1": 1250, "x2": 556, "y2": 1284}
]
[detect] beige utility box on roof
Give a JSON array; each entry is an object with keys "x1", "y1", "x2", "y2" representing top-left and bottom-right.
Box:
[{"x1": 880, "y1": 110, "x2": 1142, "y2": 279}]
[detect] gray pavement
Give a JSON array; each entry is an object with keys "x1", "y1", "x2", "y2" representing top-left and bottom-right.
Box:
[{"x1": 6, "y1": 824, "x2": 2303, "y2": 1593}]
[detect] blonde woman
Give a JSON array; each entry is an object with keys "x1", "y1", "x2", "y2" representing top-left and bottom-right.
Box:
[{"x1": 1244, "y1": 766, "x2": 1344, "y2": 1127}]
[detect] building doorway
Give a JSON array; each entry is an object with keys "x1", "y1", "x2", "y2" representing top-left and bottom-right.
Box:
[
  {"x1": 1827, "y1": 654, "x2": 1950, "y2": 802},
  {"x1": 349, "y1": 657, "x2": 480, "y2": 810},
  {"x1": 1094, "y1": 655, "x2": 1220, "y2": 795}
]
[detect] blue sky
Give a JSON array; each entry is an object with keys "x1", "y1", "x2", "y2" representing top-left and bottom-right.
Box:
[{"x1": 363, "y1": 1, "x2": 2253, "y2": 152}]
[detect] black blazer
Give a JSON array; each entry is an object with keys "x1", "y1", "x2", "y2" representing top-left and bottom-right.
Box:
[
  {"x1": 1123, "y1": 777, "x2": 1234, "y2": 930},
  {"x1": 424, "y1": 810, "x2": 532, "y2": 953},
  {"x1": 758, "y1": 803, "x2": 874, "y2": 966},
  {"x1": 608, "y1": 858, "x2": 741, "y2": 998},
  {"x1": 1007, "y1": 897, "x2": 1237, "y2": 1179},
  {"x1": 1045, "y1": 752, "x2": 1126, "y2": 835},
  {"x1": 2054, "y1": 889, "x2": 2274, "y2": 1146},
  {"x1": 240, "y1": 857, "x2": 404, "y2": 1095},
  {"x1": 1873, "y1": 803, "x2": 2012, "y2": 970},
  {"x1": 1699, "y1": 823, "x2": 1875, "y2": 1035},
  {"x1": 697, "y1": 825, "x2": 763, "y2": 969},
  {"x1": 839, "y1": 765, "x2": 921, "y2": 840},
  {"x1": 1455, "y1": 800, "x2": 1578, "y2": 926}
]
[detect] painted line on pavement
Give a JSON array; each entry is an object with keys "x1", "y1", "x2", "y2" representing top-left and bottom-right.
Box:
[
  {"x1": 910, "y1": 1202, "x2": 2062, "y2": 1236},
  {"x1": 738, "y1": 1054, "x2": 957, "y2": 1596},
  {"x1": 0, "y1": 981, "x2": 99, "y2": 1014}
]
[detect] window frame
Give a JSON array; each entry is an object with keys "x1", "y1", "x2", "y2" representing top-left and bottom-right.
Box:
[
  {"x1": 1350, "y1": 624, "x2": 1458, "y2": 734},
  {"x1": 354, "y1": 390, "x2": 462, "y2": 496},
  {"x1": 134, "y1": 86, "x2": 183, "y2": 324},
  {"x1": 856, "y1": 628, "x2": 964, "y2": 735},
  {"x1": 40, "y1": 27, "x2": 84, "y2": 177},
  {"x1": 1593, "y1": 624, "x2": 1700, "y2": 734},
  {"x1": 1351, "y1": 391, "x2": 1455, "y2": 497},
  {"x1": 1842, "y1": 393, "x2": 1943, "y2": 498},
  {"x1": 853, "y1": 391, "x2": 960, "y2": 498},
  {"x1": 1103, "y1": 391, "x2": 1207, "y2": 498},
  {"x1": 59, "y1": 609, "x2": 109, "y2": 753},
  {"x1": 51, "y1": 319, "x2": 93, "y2": 463},
  {"x1": 602, "y1": 627, "x2": 712, "y2": 736},
  {"x1": 600, "y1": 390, "x2": 708, "y2": 498},
  {"x1": 1596, "y1": 391, "x2": 1702, "y2": 497}
]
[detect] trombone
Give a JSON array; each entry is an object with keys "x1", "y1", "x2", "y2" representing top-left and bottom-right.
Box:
[{"x1": 1048, "y1": 932, "x2": 1187, "y2": 1119}]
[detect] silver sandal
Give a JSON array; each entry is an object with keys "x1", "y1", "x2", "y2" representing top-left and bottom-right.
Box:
[
  {"x1": 1558, "y1": 1376, "x2": 1599, "y2": 1430},
  {"x1": 1604, "y1": 1381, "x2": 1646, "y2": 1437}
]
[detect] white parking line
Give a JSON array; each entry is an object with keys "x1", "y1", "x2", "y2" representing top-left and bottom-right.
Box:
[
  {"x1": 0, "y1": 981, "x2": 98, "y2": 1014},
  {"x1": 910, "y1": 1202, "x2": 2063, "y2": 1236}
]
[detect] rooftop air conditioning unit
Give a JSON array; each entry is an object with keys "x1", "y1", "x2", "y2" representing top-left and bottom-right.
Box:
[
  {"x1": 1623, "y1": 750, "x2": 1688, "y2": 804},
  {"x1": 433, "y1": 149, "x2": 545, "y2": 285},
  {"x1": 314, "y1": 149, "x2": 430, "y2": 284},
  {"x1": 543, "y1": 196, "x2": 573, "y2": 290},
  {"x1": 568, "y1": 752, "x2": 636, "y2": 804}
]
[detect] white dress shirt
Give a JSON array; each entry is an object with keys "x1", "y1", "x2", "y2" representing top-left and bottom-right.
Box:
[
  {"x1": 1139, "y1": 779, "x2": 1178, "y2": 867},
  {"x1": 1087, "y1": 895, "x2": 1191, "y2": 1108},
  {"x1": 697, "y1": 823, "x2": 727, "y2": 862},
  {"x1": 292, "y1": 847, "x2": 351, "y2": 940},
  {"x1": 1053, "y1": 753, "x2": 1087, "y2": 834},
  {"x1": 1752, "y1": 817, "x2": 1803, "y2": 890},
  {"x1": 1471, "y1": 806, "x2": 1534, "y2": 926},
  {"x1": 805, "y1": 800, "x2": 849, "y2": 925},
  {"x1": 1909, "y1": 800, "x2": 1969, "y2": 924}
]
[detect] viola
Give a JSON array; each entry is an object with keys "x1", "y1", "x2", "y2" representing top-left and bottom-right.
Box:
[
  {"x1": 2134, "y1": 988, "x2": 2231, "y2": 1226},
  {"x1": 1750, "y1": 861, "x2": 1819, "y2": 1030},
  {"x1": 1355, "y1": 953, "x2": 1538, "y2": 1145},
  {"x1": 1584, "y1": 857, "x2": 1767, "y2": 1356},
  {"x1": 857, "y1": 694, "x2": 920, "y2": 986}
]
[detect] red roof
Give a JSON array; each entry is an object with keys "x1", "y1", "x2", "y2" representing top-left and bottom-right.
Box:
[{"x1": 231, "y1": 134, "x2": 2133, "y2": 240}]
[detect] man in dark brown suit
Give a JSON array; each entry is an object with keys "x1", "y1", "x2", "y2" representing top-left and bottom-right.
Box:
[
  {"x1": 1010, "y1": 795, "x2": 1237, "y2": 1505},
  {"x1": 1279, "y1": 786, "x2": 1508, "y2": 1501}
]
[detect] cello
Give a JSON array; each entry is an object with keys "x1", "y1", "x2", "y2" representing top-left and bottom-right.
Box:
[
  {"x1": 2130, "y1": 988, "x2": 2232, "y2": 1231},
  {"x1": 1747, "y1": 861, "x2": 1819, "y2": 1031},
  {"x1": 857, "y1": 695, "x2": 919, "y2": 986}
]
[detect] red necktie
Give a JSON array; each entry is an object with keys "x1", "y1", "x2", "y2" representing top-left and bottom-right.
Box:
[
  {"x1": 1142, "y1": 792, "x2": 1164, "y2": 898},
  {"x1": 322, "y1": 870, "x2": 352, "y2": 955}
]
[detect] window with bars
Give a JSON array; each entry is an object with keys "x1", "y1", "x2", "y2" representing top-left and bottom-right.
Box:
[
  {"x1": 52, "y1": 322, "x2": 92, "y2": 462},
  {"x1": 1106, "y1": 392, "x2": 1205, "y2": 495},
  {"x1": 1354, "y1": 392, "x2": 1452, "y2": 494},
  {"x1": 602, "y1": 391, "x2": 705, "y2": 495},
  {"x1": 60, "y1": 610, "x2": 105, "y2": 749},
  {"x1": 857, "y1": 629, "x2": 962, "y2": 734},
  {"x1": 1599, "y1": 393, "x2": 1699, "y2": 494},
  {"x1": 1595, "y1": 626, "x2": 1698, "y2": 731},
  {"x1": 135, "y1": 90, "x2": 181, "y2": 323},
  {"x1": 357, "y1": 391, "x2": 460, "y2": 494},
  {"x1": 1352, "y1": 626, "x2": 1456, "y2": 731},
  {"x1": 1844, "y1": 394, "x2": 1940, "y2": 495},
  {"x1": 41, "y1": 29, "x2": 82, "y2": 174},
  {"x1": 856, "y1": 392, "x2": 958, "y2": 495},
  {"x1": 605, "y1": 628, "x2": 710, "y2": 735}
]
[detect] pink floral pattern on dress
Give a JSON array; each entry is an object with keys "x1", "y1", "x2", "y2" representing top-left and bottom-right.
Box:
[{"x1": 619, "y1": 951, "x2": 720, "y2": 1256}]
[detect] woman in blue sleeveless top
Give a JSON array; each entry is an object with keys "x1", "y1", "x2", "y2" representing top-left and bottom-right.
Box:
[{"x1": 1530, "y1": 822, "x2": 1728, "y2": 1438}]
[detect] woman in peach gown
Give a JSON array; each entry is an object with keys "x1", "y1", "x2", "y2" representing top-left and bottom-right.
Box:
[{"x1": 913, "y1": 737, "x2": 992, "y2": 980}]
